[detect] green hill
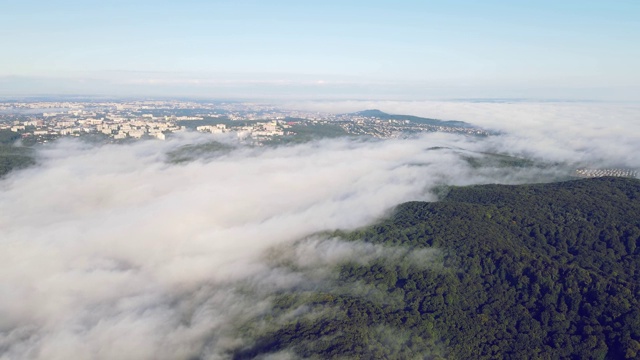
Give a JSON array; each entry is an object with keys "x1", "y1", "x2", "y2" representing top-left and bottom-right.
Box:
[
  {"x1": 0, "y1": 129, "x2": 35, "y2": 177},
  {"x1": 232, "y1": 177, "x2": 640, "y2": 359},
  {"x1": 351, "y1": 109, "x2": 474, "y2": 128}
]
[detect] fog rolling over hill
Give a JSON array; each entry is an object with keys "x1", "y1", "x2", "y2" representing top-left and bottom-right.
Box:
[
  {"x1": 2, "y1": 0, "x2": 640, "y2": 356},
  {"x1": 233, "y1": 177, "x2": 640, "y2": 359},
  {"x1": 0, "y1": 102, "x2": 639, "y2": 359}
]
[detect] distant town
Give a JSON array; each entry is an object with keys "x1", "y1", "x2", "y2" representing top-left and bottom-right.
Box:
[
  {"x1": 5, "y1": 99, "x2": 636, "y2": 179},
  {"x1": 0, "y1": 100, "x2": 490, "y2": 145}
]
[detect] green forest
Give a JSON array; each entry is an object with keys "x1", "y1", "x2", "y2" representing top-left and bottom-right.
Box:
[
  {"x1": 0, "y1": 129, "x2": 35, "y2": 177},
  {"x1": 231, "y1": 177, "x2": 640, "y2": 359}
]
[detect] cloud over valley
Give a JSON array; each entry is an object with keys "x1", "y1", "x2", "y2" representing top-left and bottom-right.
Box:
[{"x1": 1, "y1": 101, "x2": 638, "y2": 359}]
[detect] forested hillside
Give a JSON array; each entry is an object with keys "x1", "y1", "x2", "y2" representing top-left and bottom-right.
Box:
[
  {"x1": 0, "y1": 129, "x2": 35, "y2": 177},
  {"x1": 233, "y1": 177, "x2": 640, "y2": 359}
]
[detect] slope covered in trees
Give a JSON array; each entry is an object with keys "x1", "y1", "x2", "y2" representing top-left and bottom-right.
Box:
[
  {"x1": 232, "y1": 177, "x2": 640, "y2": 359},
  {"x1": 0, "y1": 129, "x2": 35, "y2": 177}
]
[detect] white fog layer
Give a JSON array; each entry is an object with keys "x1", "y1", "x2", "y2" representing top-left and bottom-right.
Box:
[{"x1": 1, "y1": 101, "x2": 639, "y2": 359}]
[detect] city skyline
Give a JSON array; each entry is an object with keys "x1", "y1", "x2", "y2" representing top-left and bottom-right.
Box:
[{"x1": 1, "y1": 0, "x2": 639, "y2": 100}]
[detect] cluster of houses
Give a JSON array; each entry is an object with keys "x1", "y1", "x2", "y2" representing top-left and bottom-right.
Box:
[
  {"x1": 196, "y1": 121, "x2": 286, "y2": 140},
  {"x1": 574, "y1": 168, "x2": 638, "y2": 178},
  {"x1": 1, "y1": 114, "x2": 185, "y2": 142}
]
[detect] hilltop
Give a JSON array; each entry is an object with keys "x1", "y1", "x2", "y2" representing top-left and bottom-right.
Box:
[
  {"x1": 351, "y1": 109, "x2": 474, "y2": 128},
  {"x1": 232, "y1": 177, "x2": 640, "y2": 359}
]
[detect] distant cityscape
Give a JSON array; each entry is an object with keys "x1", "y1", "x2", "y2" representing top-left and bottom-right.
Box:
[
  {"x1": 3, "y1": 100, "x2": 637, "y2": 179},
  {"x1": 0, "y1": 100, "x2": 489, "y2": 145}
]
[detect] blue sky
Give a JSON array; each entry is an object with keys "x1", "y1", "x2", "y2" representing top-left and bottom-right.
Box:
[{"x1": 1, "y1": 0, "x2": 639, "y2": 100}]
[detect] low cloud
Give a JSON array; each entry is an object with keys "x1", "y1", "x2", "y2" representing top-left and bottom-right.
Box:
[
  {"x1": 0, "y1": 100, "x2": 637, "y2": 359},
  {"x1": 289, "y1": 100, "x2": 640, "y2": 168}
]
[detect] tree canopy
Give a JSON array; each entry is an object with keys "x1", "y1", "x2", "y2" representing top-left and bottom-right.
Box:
[{"x1": 232, "y1": 177, "x2": 640, "y2": 359}]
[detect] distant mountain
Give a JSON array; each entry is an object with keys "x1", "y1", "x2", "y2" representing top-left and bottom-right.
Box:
[{"x1": 351, "y1": 109, "x2": 474, "y2": 128}]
